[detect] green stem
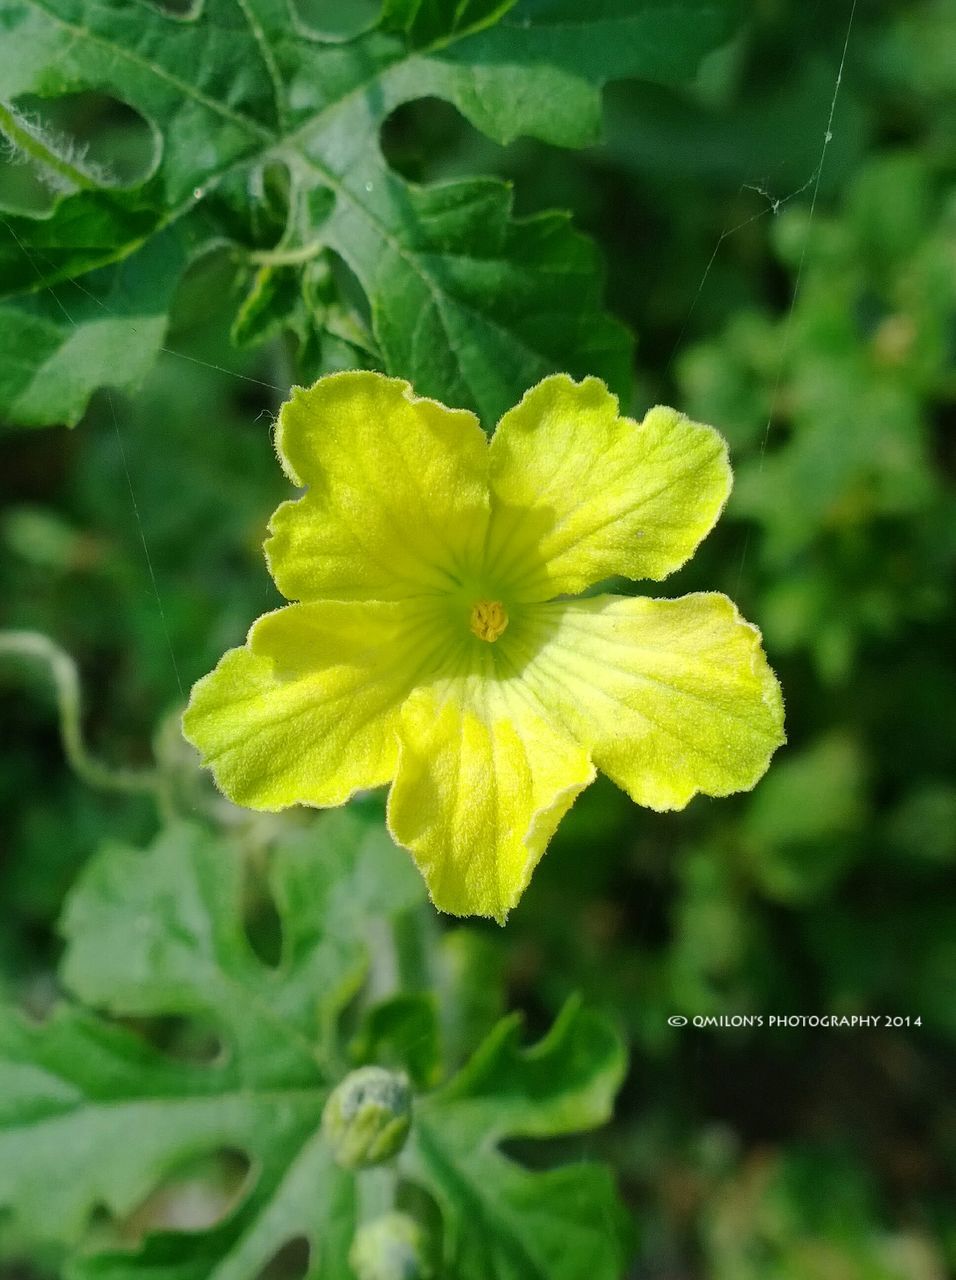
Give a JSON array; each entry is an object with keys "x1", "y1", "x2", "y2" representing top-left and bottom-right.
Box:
[
  {"x1": 0, "y1": 101, "x2": 99, "y2": 192},
  {"x1": 0, "y1": 630, "x2": 165, "y2": 799},
  {"x1": 246, "y1": 238, "x2": 324, "y2": 266},
  {"x1": 357, "y1": 1165, "x2": 397, "y2": 1224},
  {"x1": 392, "y1": 903, "x2": 439, "y2": 994}
]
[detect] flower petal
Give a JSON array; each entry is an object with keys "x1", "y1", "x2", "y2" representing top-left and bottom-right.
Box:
[
  {"x1": 386, "y1": 666, "x2": 595, "y2": 922},
  {"x1": 511, "y1": 592, "x2": 785, "y2": 810},
  {"x1": 485, "y1": 374, "x2": 731, "y2": 600},
  {"x1": 182, "y1": 599, "x2": 446, "y2": 809},
  {"x1": 266, "y1": 371, "x2": 490, "y2": 602}
]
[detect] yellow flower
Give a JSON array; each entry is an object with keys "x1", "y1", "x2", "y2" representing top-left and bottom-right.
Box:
[{"x1": 183, "y1": 372, "x2": 784, "y2": 921}]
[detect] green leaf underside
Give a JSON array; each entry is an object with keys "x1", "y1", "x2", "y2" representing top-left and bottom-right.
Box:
[
  {"x1": 0, "y1": 0, "x2": 735, "y2": 426},
  {"x1": 0, "y1": 815, "x2": 630, "y2": 1278}
]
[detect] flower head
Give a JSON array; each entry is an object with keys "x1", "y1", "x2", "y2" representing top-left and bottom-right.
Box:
[{"x1": 183, "y1": 372, "x2": 784, "y2": 921}]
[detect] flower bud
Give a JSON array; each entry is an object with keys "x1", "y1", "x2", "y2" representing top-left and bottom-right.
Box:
[
  {"x1": 322, "y1": 1066, "x2": 411, "y2": 1169},
  {"x1": 349, "y1": 1213, "x2": 432, "y2": 1280}
]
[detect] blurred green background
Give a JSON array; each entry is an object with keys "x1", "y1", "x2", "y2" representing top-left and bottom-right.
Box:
[{"x1": 2, "y1": 1, "x2": 954, "y2": 1276}]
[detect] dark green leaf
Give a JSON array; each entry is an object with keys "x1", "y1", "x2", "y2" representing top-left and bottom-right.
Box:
[{"x1": 0, "y1": 0, "x2": 735, "y2": 426}]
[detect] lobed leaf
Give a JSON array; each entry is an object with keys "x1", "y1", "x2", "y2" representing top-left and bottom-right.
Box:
[
  {"x1": 0, "y1": 0, "x2": 736, "y2": 426},
  {"x1": 407, "y1": 998, "x2": 632, "y2": 1278},
  {"x1": 0, "y1": 811, "x2": 630, "y2": 1278}
]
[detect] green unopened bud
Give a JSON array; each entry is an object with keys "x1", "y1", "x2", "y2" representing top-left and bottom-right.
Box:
[
  {"x1": 322, "y1": 1066, "x2": 411, "y2": 1169},
  {"x1": 349, "y1": 1212, "x2": 432, "y2": 1280}
]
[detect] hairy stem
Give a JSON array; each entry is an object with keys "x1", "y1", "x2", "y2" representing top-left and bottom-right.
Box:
[{"x1": 0, "y1": 101, "x2": 101, "y2": 192}]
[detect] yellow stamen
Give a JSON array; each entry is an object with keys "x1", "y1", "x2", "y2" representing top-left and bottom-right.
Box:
[{"x1": 469, "y1": 599, "x2": 509, "y2": 643}]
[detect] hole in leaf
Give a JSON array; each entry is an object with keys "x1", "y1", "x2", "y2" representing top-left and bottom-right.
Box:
[
  {"x1": 290, "y1": 0, "x2": 379, "y2": 40},
  {"x1": 10, "y1": 92, "x2": 157, "y2": 190},
  {"x1": 381, "y1": 97, "x2": 479, "y2": 184},
  {"x1": 243, "y1": 864, "x2": 283, "y2": 969},
  {"x1": 255, "y1": 1235, "x2": 312, "y2": 1280},
  {"x1": 125, "y1": 1014, "x2": 224, "y2": 1064},
  {"x1": 120, "y1": 1148, "x2": 252, "y2": 1243}
]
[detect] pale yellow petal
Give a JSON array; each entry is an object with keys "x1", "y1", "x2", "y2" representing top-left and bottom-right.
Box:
[
  {"x1": 386, "y1": 660, "x2": 595, "y2": 922},
  {"x1": 182, "y1": 599, "x2": 447, "y2": 810},
  {"x1": 266, "y1": 371, "x2": 490, "y2": 601},
  {"x1": 510, "y1": 592, "x2": 785, "y2": 810},
  {"x1": 485, "y1": 374, "x2": 731, "y2": 600}
]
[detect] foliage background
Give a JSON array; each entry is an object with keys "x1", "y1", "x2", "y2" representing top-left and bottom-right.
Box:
[{"x1": 1, "y1": 0, "x2": 955, "y2": 1276}]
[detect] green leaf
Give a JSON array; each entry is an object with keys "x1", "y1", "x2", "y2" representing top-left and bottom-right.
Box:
[
  {"x1": 0, "y1": 813, "x2": 416, "y2": 1274},
  {"x1": 380, "y1": 0, "x2": 519, "y2": 45},
  {"x1": 0, "y1": 813, "x2": 629, "y2": 1278},
  {"x1": 404, "y1": 0, "x2": 741, "y2": 148},
  {"x1": 339, "y1": 177, "x2": 633, "y2": 424},
  {"x1": 0, "y1": 229, "x2": 187, "y2": 428},
  {"x1": 0, "y1": 0, "x2": 736, "y2": 427},
  {"x1": 0, "y1": 1005, "x2": 352, "y2": 1280},
  {"x1": 434, "y1": 927, "x2": 507, "y2": 1069},
  {"x1": 405, "y1": 997, "x2": 632, "y2": 1278},
  {"x1": 60, "y1": 814, "x2": 425, "y2": 1044},
  {"x1": 350, "y1": 993, "x2": 444, "y2": 1089}
]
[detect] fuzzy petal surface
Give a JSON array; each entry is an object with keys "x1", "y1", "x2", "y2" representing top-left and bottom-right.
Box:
[
  {"x1": 183, "y1": 369, "x2": 786, "y2": 922},
  {"x1": 387, "y1": 663, "x2": 596, "y2": 922},
  {"x1": 485, "y1": 375, "x2": 731, "y2": 600},
  {"x1": 266, "y1": 371, "x2": 490, "y2": 601},
  {"x1": 182, "y1": 599, "x2": 447, "y2": 809},
  {"x1": 510, "y1": 592, "x2": 785, "y2": 811}
]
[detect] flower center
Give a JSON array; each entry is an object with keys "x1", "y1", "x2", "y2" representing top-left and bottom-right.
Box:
[{"x1": 469, "y1": 599, "x2": 509, "y2": 643}]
